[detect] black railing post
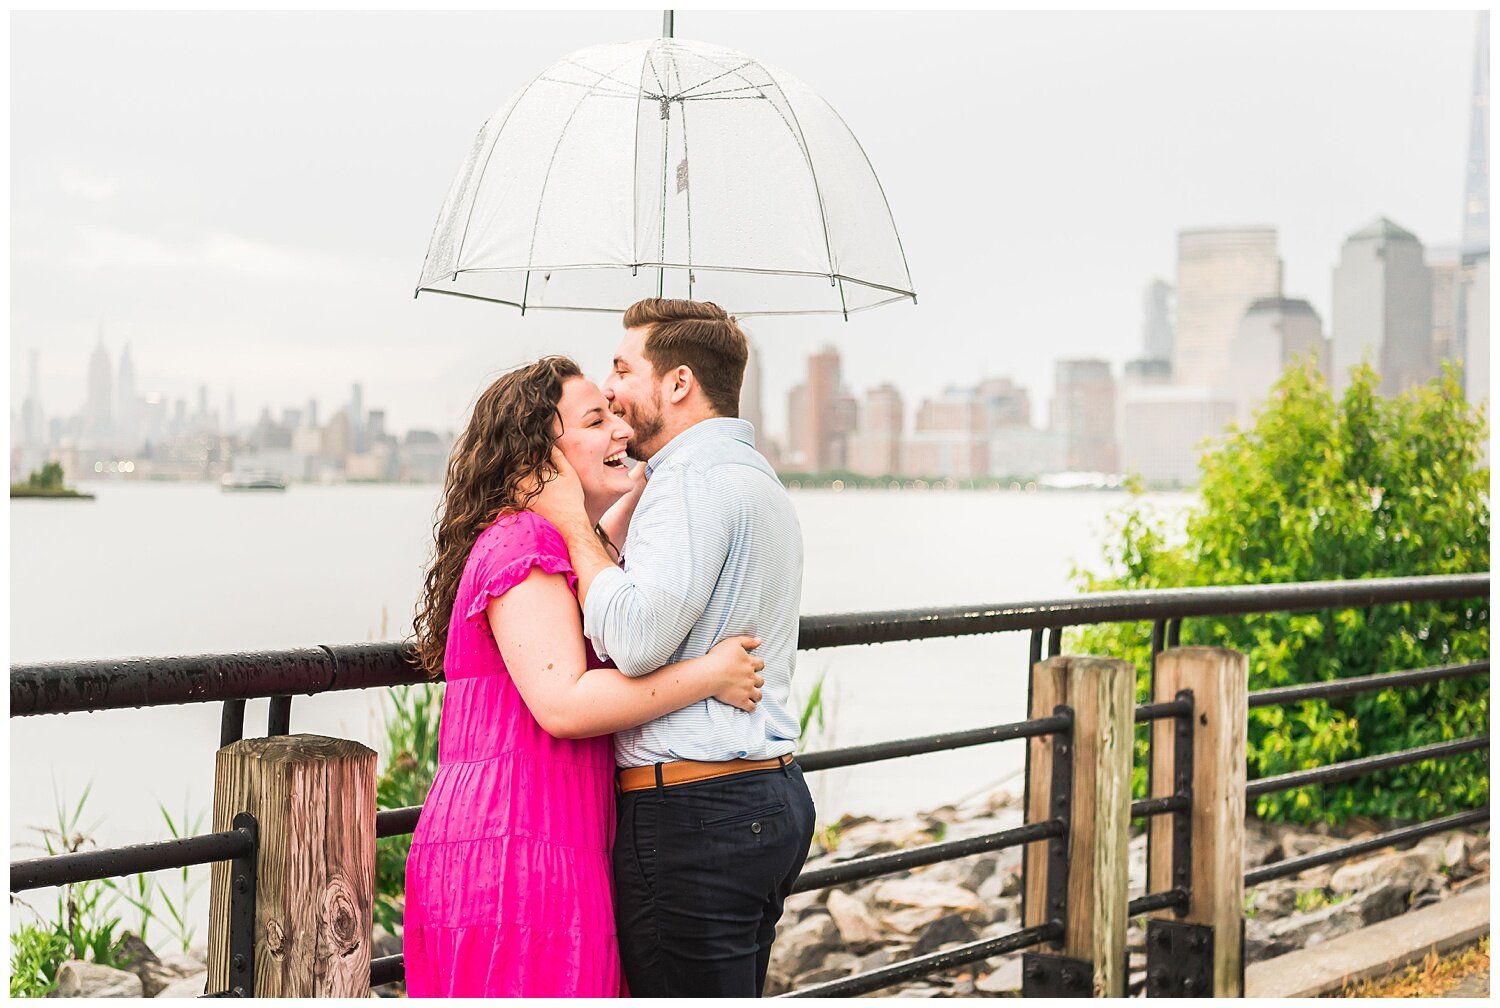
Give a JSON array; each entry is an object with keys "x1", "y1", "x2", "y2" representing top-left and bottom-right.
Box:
[{"x1": 226, "y1": 812, "x2": 259, "y2": 998}]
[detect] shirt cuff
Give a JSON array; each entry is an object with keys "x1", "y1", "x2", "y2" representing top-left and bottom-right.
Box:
[{"x1": 582, "y1": 564, "x2": 629, "y2": 664}]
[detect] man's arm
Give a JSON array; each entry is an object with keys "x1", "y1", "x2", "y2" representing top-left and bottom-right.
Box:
[{"x1": 530, "y1": 448, "x2": 622, "y2": 609}]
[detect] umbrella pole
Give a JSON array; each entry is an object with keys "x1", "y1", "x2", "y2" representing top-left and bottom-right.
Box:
[{"x1": 662, "y1": 10, "x2": 673, "y2": 38}]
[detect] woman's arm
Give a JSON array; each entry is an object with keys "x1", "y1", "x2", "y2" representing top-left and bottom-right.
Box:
[{"x1": 488, "y1": 566, "x2": 764, "y2": 740}]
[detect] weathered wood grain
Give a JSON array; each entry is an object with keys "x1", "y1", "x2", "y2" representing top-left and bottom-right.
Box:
[
  {"x1": 1147, "y1": 646, "x2": 1248, "y2": 997},
  {"x1": 207, "y1": 734, "x2": 377, "y2": 998}
]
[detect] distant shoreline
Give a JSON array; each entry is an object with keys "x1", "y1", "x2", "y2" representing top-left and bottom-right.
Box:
[{"x1": 9, "y1": 486, "x2": 95, "y2": 500}]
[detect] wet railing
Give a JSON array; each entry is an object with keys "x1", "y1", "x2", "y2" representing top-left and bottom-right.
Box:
[{"x1": 9, "y1": 572, "x2": 1488, "y2": 998}]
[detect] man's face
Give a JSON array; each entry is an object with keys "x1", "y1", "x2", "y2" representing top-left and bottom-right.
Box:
[{"x1": 602, "y1": 326, "x2": 667, "y2": 460}]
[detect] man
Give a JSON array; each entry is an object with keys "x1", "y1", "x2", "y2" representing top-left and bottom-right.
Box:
[{"x1": 533, "y1": 297, "x2": 815, "y2": 997}]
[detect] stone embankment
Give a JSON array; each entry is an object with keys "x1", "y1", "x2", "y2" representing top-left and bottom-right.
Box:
[
  {"x1": 763, "y1": 785, "x2": 1490, "y2": 997},
  {"x1": 49, "y1": 785, "x2": 1488, "y2": 997}
]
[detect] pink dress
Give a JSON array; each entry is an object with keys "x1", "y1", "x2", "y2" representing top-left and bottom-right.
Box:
[{"x1": 403, "y1": 511, "x2": 624, "y2": 997}]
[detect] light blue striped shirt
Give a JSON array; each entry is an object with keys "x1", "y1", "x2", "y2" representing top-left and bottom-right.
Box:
[{"x1": 583, "y1": 417, "x2": 804, "y2": 768}]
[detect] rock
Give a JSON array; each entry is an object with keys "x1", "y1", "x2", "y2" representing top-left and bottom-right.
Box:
[
  {"x1": 55, "y1": 961, "x2": 145, "y2": 998},
  {"x1": 1248, "y1": 883, "x2": 1297, "y2": 917},
  {"x1": 793, "y1": 952, "x2": 859, "y2": 988},
  {"x1": 881, "y1": 905, "x2": 948, "y2": 935},
  {"x1": 954, "y1": 785, "x2": 1016, "y2": 821},
  {"x1": 1264, "y1": 881, "x2": 1408, "y2": 948},
  {"x1": 826, "y1": 889, "x2": 882, "y2": 947},
  {"x1": 782, "y1": 889, "x2": 827, "y2": 922},
  {"x1": 774, "y1": 913, "x2": 841, "y2": 977},
  {"x1": 763, "y1": 962, "x2": 795, "y2": 998},
  {"x1": 961, "y1": 853, "x2": 1001, "y2": 891},
  {"x1": 911, "y1": 913, "x2": 977, "y2": 956},
  {"x1": 153, "y1": 973, "x2": 209, "y2": 998},
  {"x1": 856, "y1": 947, "x2": 894, "y2": 972},
  {"x1": 1329, "y1": 850, "x2": 1431, "y2": 894},
  {"x1": 1243, "y1": 828, "x2": 1279, "y2": 868},
  {"x1": 138, "y1": 954, "x2": 205, "y2": 999},
  {"x1": 111, "y1": 932, "x2": 159, "y2": 971},
  {"x1": 975, "y1": 956, "x2": 1023, "y2": 994},
  {"x1": 873, "y1": 878, "x2": 984, "y2": 919},
  {"x1": 1352, "y1": 880, "x2": 1409, "y2": 926}
]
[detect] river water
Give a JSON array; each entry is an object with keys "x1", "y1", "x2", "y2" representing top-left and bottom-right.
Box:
[{"x1": 10, "y1": 482, "x2": 1188, "y2": 929}]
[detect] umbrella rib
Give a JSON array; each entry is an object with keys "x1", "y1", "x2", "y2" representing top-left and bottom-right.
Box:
[
  {"x1": 524, "y1": 49, "x2": 645, "y2": 291},
  {"x1": 670, "y1": 45, "x2": 696, "y2": 296},
  {"x1": 688, "y1": 48, "x2": 841, "y2": 285},
  {"x1": 448, "y1": 72, "x2": 546, "y2": 280},
  {"x1": 674, "y1": 58, "x2": 757, "y2": 97},
  {"x1": 678, "y1": 83, "x2": 767, "y2": 99},
  {"x1": 557, "y1": 54, "x2": 643, "y2": 94}
]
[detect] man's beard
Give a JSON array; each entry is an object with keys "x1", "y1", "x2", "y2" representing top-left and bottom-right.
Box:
[{"x1": 623, "y1": 390, "x2": 664, "y2": 459}]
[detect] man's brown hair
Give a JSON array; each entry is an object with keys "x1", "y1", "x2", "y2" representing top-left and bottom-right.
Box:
[{"x1": 623, "y1": 298, "x2": 748, "y2": 417}]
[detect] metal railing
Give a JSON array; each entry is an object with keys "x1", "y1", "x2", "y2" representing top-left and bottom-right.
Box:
[{"x1": 9, "y1": 572, "x2": 1488, "y2": 998}]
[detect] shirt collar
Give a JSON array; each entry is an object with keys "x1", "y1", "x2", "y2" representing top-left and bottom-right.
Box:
[{"x1": 643, "y1": 417, "x2": 755, "y2": 479}]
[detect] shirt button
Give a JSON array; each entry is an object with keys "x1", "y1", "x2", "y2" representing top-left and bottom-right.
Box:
[{"x1": 751, "y1": 822, "x2": 762, "y2": 834}]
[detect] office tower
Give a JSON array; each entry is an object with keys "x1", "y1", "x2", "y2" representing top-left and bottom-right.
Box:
[
  {"x1": 740, "y1": 340, "x2": 763, "y2": 433},
  {"x1": 1142, "y1": 278, "x2": 1175, "y2": 363},
  {"x1": 22, "y1": 349, "x2": 42, "y2": 449},
  {"x1": 226, "y1": 391, "x2": 237, "y2": 435},
  {"x1": 350, "y1": 383, "x2": 365, "y2": 451},
  {"x1": 802, "y1": 346, "x2": 844, "y2": 472},
  {"x1": 1465, "y1": 258, "x2": 1489, "y2": 409},
  {"x1": 785, "y1": 383, "x2": 807, "y2": 470},
  {"x1": 903, "y1": 387, "x2": 987, "y2": 479},
  {"x1": 116, "y1": 343, "x2": 138, "y2": 449},
  {"x1": 323, "y1": 408, "x2": 353, "y2": 459},
  {"x1": 1458, "y1": 12, "x2": 1490, "y2": 408},
  {"x1": 976, "y1": 376, "x2": 1031, "y2": 429},
  {"x1": 196, "y1": 385, "x2": 210, "y2": 433},
  {"x1": 1428, "y1": 246, "x2": 1461, "y2": 362},
  {"x1": 1050, "y1": 360, "x2": 1117, "y2": 472},
  {"x1": 1174, "y1": 226, "x2": 1283, "y2": 389},
  {"x1": 1331, "y1": 218, "x2": 1434, "y2": 397},
  {"x1": 305, "y1": 399, "x2": 319, "y2": 430},
  {"x1": 1121, "y1": 388, "x2": 1236, "y2": 486},
  {"x1": 847, "y1": 384, "x2": 903, "y2": 477},
  {"x1": 83, "y1": 330, "x2": 114, "y2": 447},
  {"x1": 1226, "y1": 297, "x2": 1328, "y2": 423}
]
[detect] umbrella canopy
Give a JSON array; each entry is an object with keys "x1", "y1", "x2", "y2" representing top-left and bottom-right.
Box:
[{"x1": 417, "y1": 36, "x2": 914, "y2": 318}]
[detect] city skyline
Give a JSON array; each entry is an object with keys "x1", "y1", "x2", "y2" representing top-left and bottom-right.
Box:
[{"x1": 11, "y1": 12, "x2": 1481, "y2": 438}]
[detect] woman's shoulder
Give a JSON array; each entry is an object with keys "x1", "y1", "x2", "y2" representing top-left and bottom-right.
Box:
[{"x1": 471, "y1": 510, "x2": 569, "y2": 567}]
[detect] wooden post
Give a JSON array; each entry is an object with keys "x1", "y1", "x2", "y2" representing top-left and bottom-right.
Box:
[
  {"x1": 207, "y1": 734, "x2": 377, "y2": 998},
  {"x1": 1147, "y1": 647, "x2": 1248, "y2": 997},
  {"x1": 1023, "y1": 655, "x2": 1135, "y2": 996}
]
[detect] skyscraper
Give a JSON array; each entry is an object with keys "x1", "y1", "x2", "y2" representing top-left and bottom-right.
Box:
[
  {"x1": 1330, "y1": 218, "x2": 1434, "y2": 397},
  {"x1": 117, "y1": 343, "x2": 138, "y2": 450},
  {"x1": 1428, "y1": 246, "x2": 1460, "y2": 362},
  {"x1": 802, "y1": 346, "x2": 843, "y2": 471},
  {"x1": 1174, "y1": 226, "x2": 1283, "y2": 389},
  {"x1": 1050, "y1": 360, "x2": 1117, "y2": 473},
  {"x1": 1142, "y1": 278, "x2": 1175, "y2": 363},
  {"x1": 1458, "y1": 11, "x2": 1490, "y2": 409},
  {"x1": 83, "y1": 328, "x2": 114, "y2": 447},
  {"x1": 847, "y1": 384, "x2": 903, "y2": 478},
  {"x1": 1225, "y1": 297, "x2": 1328, "y2": 423},
  {"x1": 350, "y1": 383, "x2": 365, "y2": 451}
]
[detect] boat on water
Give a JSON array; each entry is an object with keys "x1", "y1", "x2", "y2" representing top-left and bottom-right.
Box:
[{"x1": 221, "y1": 470, "x2": 289, "y2": 492}]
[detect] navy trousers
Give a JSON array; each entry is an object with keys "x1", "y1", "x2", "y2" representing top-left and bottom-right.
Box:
[{"x1": 613, "y1": 762, "x2": 817, "y2": 997}]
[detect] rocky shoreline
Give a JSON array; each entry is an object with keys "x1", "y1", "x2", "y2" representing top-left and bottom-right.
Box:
[
  {"x1": 46, "y1": 784, "x2": 1488, "y2": 998},
  {"x1": 763, "y1": 784, "x2": 1490, "y2": 997}
]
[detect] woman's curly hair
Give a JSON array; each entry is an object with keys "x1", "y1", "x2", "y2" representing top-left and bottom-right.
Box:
[{"x1": 412, "y1": 356, "x2": 582, "y2": 679}]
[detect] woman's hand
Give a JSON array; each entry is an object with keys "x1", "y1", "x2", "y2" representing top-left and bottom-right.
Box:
[{"x1": 706, "y1": 634, "x2": 766, "y2": 712}]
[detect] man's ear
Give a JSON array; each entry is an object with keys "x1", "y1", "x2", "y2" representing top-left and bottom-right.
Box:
[{"x1": 666, "y1": 365, "x2": 695, "y2": 406}]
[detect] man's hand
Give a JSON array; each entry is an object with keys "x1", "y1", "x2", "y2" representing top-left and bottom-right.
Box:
[{"x1": 530, "y1": 447, "x2": 588, "y2": 528}]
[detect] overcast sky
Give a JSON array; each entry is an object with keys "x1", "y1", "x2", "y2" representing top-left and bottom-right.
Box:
[{"x1": 10, "y1": 11, "x2": 1482, "y2": 438}]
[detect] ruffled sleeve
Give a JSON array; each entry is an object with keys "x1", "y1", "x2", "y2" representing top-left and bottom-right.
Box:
[{"x1": 462, "y1": 512, "x2": 578, "y2": 625}]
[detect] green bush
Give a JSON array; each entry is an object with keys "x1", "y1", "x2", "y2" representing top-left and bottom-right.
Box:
[
  {"x1": 1073, "y1": 361, "x2": 1488, "y2": 824},
  {"x1": 373, "y1": 681, "x2": 444, "y2": 937}
]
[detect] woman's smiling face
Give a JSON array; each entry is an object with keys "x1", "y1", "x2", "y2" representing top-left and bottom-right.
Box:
[{"x1": 552, "y1": 375, "x2": 634, "y2": 514}]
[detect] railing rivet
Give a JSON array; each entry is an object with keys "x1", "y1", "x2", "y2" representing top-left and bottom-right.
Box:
[
  {"x1": 1024, "y1": 961, "x2": 1044, "y2": 980},
  {"x1": 234, "y1": 875, "x2": 248, "y2": 894},
  {"x1": 232, "y1": 955, "x2": 246, "y2": 972}
]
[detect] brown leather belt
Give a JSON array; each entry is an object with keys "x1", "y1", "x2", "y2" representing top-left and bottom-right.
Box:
[{"x1": 617, "y1": 754, "x2": 795, "y2": 794}]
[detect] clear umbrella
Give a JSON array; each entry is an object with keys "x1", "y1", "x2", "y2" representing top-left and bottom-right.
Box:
[{"x1": 417, "y1": 34, "x2": 914, "y2": 318}]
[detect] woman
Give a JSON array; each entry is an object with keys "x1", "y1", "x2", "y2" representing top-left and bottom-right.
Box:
[{"x1": 403, "y1": 356, "x2": 764, "y2": 998}]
